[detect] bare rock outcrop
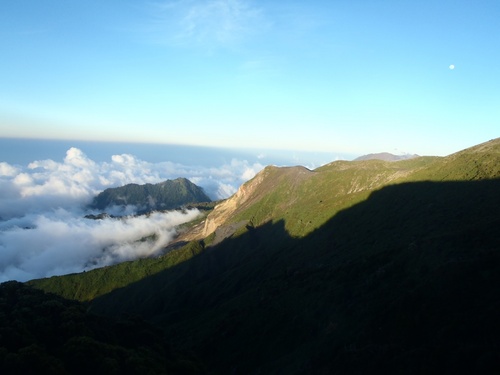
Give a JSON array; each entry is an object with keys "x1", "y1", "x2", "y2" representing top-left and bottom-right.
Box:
[{"x1": 202, "y1": 168, "x2": 268, "y2": 237}]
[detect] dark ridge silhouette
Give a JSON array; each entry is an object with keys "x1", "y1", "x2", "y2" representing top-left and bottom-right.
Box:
[{"x1": 84, "y1": 178, "x2": 500, "y2": 374}]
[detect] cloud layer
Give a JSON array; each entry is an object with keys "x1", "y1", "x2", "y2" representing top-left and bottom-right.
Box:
[
  {"x1": 0, "y1": 147, "x2": 264, "y2": 282},
  {"x1": 0, "y1": 209, "x2": 200, "y2": 282}
]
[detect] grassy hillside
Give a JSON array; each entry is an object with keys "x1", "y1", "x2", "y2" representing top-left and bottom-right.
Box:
[
  {"x1": 29, "y1": 155, "x2": 441, "y2": 302},
  {"x1": 82, "y1": 178, "x2": 500, "y2": 374},
  {"x1": 29, "y1": 240, "x2": 205, "y2": 302},
  {"x1": 28, "y1": 138, "x2": 500, "y2": 373}
]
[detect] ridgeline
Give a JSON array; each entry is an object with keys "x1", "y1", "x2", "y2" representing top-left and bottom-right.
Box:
[{"x1": 24, "y1": 138, "x2": 500, "y2": 373}]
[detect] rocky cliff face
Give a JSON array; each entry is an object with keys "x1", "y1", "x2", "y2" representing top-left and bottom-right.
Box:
[{"x1": 202, "y1": 167, "x2": 268, "y2": 237}]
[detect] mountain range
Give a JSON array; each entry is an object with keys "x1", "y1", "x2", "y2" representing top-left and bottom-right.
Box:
[{"x1": 15, "y1": 138, "x2": 500, "y2": 373}]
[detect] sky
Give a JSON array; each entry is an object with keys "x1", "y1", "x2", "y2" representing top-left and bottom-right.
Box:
[{"x1": 1, "y1": 0, "x2": 499, "y2": 156}]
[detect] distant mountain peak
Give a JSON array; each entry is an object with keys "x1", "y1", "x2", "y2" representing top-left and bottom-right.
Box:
[
  {"x1": 90, "y1": 178, "x2": 211, "y2": 213},
  {"x1": 354, "y1": 152, "x2": 419, "y2": 162}
]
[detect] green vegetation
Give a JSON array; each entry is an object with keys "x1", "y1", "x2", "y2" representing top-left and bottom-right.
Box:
[
  {"x1": 29, "y1": 240, "x2": 205, "y2": 302},
  {"x1": 0, "y1": 281, "x2": 204, "y2": 374},
  {"x1": 26, "y1": 138, "x2": 500, "y2": 373},
  {"x1": 90, "y1": 178, "x2": 211, "y2": 213},
  {"x1": 226, "y1": 156, "x2": 440, "y2": 237}
]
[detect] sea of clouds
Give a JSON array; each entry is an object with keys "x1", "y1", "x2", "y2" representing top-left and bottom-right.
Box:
[{"x1": 0, "y1": 147, "x2": 265, "y2": 282}]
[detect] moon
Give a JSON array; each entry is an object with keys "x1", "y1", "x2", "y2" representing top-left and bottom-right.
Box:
[{"x1": 449, "y1": 64, "x2": 455, "y2": 70}]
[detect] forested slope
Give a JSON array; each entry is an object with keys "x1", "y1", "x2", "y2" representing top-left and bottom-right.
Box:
[{"x1": 28, "y1": 138, "x2": 500, "y2": 374}]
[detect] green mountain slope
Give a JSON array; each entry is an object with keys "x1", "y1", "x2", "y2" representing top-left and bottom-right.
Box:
[
  {"x1": 82, "y1": 179, "x2": 500, "y2": 374},
  {"x1": 198, "y1": 138, "x2": 500, "y2": 241},
  {"x1": 90, "y1": 177, "x2": 211, "y2": 213},
  {"x1": 0, "y1": 281, "x2": 203, "y2": 374},
  {"x1": 28, "y1": 138, "x2": 500, "y2": 374}
]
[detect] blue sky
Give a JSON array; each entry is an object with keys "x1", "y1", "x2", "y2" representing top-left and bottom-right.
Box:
[{"x1": 1, "y1": 0, "x2": 499, "y2": 156}]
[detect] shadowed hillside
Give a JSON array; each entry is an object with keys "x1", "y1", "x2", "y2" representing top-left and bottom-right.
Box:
[
  {"x1": 28, "y1": 138, "x2": 500, "y2": 373},
  {"x1": 35, "y1": 178, "x2": 500, "y2": 374},
  {"x1": 0, "y1": 281, "x2": 204, "y2": 374}
]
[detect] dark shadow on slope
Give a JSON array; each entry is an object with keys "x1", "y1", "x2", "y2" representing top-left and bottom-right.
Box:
[
  {"x1": 0, "y1": 281, "x2": 205, "y2": 374},
  {"x1": 89, "y1": 179, "x2": 500, "y2": 374}
]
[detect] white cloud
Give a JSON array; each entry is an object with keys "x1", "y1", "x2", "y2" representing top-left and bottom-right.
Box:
[
  {"x1": 0, "y1": 162, "x2": 18, "y2": 177},
  {"x1": 0, "y1": 209, "x2": 201, "y2": 282},
  {"x1": 0, "y1": 147, "x2": 266, "y2": 282}
]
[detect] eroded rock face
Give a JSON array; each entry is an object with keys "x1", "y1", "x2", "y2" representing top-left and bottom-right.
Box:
[{"x1": 202, "y1": 169, "x2": 268, "y2": 237}]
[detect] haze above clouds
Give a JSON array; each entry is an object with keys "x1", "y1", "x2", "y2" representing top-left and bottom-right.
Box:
[{"x1": 0, "y1": 147, "x2": 264, "y2": 282}]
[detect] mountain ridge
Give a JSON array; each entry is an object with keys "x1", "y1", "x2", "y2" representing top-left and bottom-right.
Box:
[
  {"x1": 193, "y1": 137, "x2": 500, "y2": 243},
  {"x1": 26, "y1": 137, "x2": 500, "y2": 374}
]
